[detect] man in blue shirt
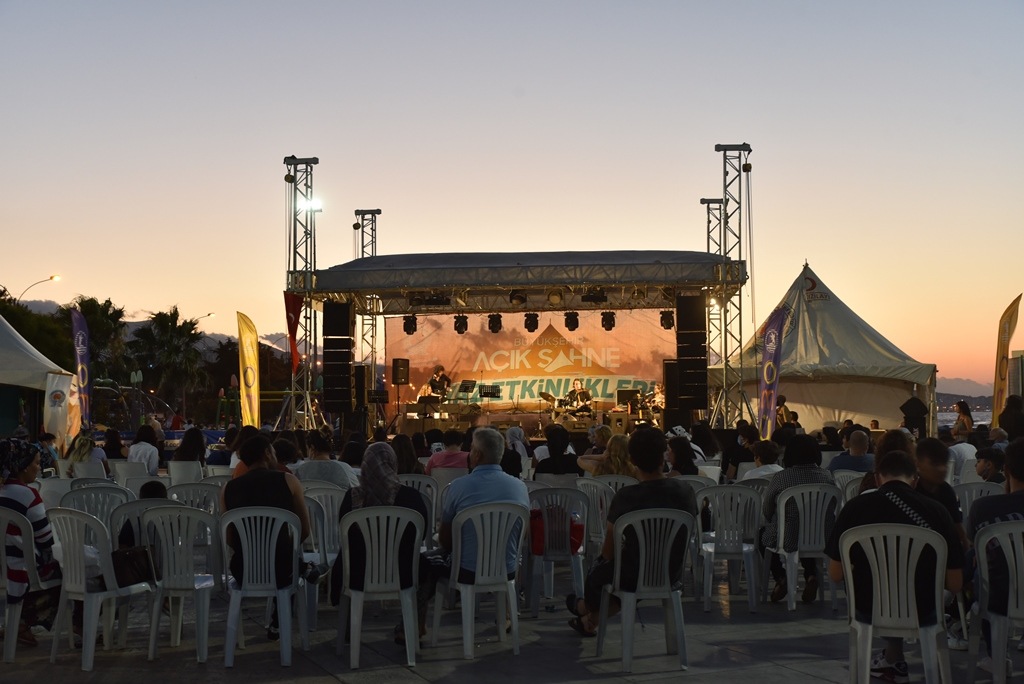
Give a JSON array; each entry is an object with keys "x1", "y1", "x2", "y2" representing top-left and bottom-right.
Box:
[
  {"x1": 401, "y1": 427, "x2": 529, "y2": 643},
  {"x1": 826, "y1": 429, "x2": 874, "y2": 473}
]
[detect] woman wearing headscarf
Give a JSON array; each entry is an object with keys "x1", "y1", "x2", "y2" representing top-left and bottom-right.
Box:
[
  {"x1": 0, "y1": 439, "x2": 62, "y2": 646},
  {"x1": 330, "y1": 442, "x2": 429, "y2": 606}
]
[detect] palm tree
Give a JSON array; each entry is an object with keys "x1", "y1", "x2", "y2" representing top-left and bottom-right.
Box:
[{"x1": 127, "y1": 306, "x2": 207, "y2": 419}]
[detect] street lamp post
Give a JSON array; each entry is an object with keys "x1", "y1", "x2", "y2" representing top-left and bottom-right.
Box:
[{"x1": 15, "y1": 275, "x2": 61, "y2": 303}]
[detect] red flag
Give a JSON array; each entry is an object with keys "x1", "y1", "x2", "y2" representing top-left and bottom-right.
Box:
[{"x1": 284, "y1": 292, "x2": 303, "y2": 375}]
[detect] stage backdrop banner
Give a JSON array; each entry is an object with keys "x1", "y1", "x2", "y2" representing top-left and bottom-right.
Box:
[
  {"x1": 237, "y1": 312, "x2": 260, "y2": 427},
  {"x1": 384, "y1": 311, "x2": 676, "y2": 411},
  {"x1": 992, "y1": 293, "x2": 1022, "y2": 428}
]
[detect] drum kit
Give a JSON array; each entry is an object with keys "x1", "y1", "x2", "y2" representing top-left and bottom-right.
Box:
[{"x1": 540, "y1": 390, "x2": 595, "y2": 424}]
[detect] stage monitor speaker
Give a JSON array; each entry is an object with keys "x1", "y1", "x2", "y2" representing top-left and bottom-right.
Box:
[
  {"x1": 323, "y1": 301, "x2": 355, "y2": 338},
  {"x1": 392, "y1": 358, "x2": 410, "y2": 386}
]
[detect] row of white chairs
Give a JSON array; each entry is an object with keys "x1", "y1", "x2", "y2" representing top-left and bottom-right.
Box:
[{"x1": 53, "y1": 460, "x2": 231, "y2": 484}]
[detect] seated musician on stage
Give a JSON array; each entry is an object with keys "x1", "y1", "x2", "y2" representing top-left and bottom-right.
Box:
[
  {"x1": 428, "y1": 365, "x2": 451, "y2": 397},
  {"x1": 563, "y1": 378, "x2": 592, "y2": 413},
  {"x1": 424, "y1": 429, "x2": 468, "y2": 474}
]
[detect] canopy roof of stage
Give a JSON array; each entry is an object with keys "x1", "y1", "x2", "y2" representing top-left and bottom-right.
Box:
[{"x1": 311, "y1": 250, "x2": 745, "y2": 315}]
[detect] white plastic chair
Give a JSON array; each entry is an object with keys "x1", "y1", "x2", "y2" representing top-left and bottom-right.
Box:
[
  {"x1": 526, "y1": 487, "x2": 589, "y2": 616},
  {"x1": 735, "y1": 477, "x2": 771, "y2": 497},
  {"x1": 735, "y1": 462, "x2": 757, "y2": 480},
  {"x1": 843, "y1": 477, "x2": 864, "y2": 505},
  {"x1": 71, "y1": 461, "x2": 107, "y2": 479},
  {"x1": 534, "y1": 473, "x2": 581, "y2": 488},
  {"x1": 111, "y1": 461, "x2": 149, "y2": 487},
  {"x1": 594, "y1": 474, "x2": 638, "y2": 492},
  {"x1": 0, "y1": 508, "x2": 63, "y2": 662},
  {"x1": 596, "y1": 509, "x2": 695, "y2": 672},
  {"x1": 832, "y1": 470, "x2": 865, "y2": 494},
  {"x1": 167, "y1": 461, "x2": 204, "y2": 485},
  {"x1": 967, "y1": 520, "x2": 1024, "y2": 684},
  {"x1": 839, "y1": 523, "x2": 952, "y2": 684},
  {"x1": 299, "y1": 478, "x2": 345, "y2": 492},
  {"x1": 206, "y1": 465, "x2": 233, "y2": 477},
  {"x1": 167, "y1": 482, "x2": 222, "y2": 516},
  {"x1": 124, "y1": 476, "x2": 172, "y2": 498},
  {"x1": 61, "y1": 485, "x2": 134, "y2": 533},
  {"x1": 576, "y1": 478, "x2": 616, "y2": 561},
  {"x1": 38, "y1": 477, "x2": 74, "y2": 510},
  {"x1": 954, "y1": 482, "x2": 1002, "y2": 518},
  {"x1": 220, "y1": 507, "x2": 308, "y2": 667},
  {"x1": 143, "y1": 505, "x2": 220, "y2": 662},
  {"x1": 48, "y1": 508, "x2": 154, "y2": 671},
  {"x1": 430, "y1": 502, "x2": 529, "y2": 659},
  {"x1": 56, "y1": 459, "x2": 73, "y2": 478},
  {"x1": 70, "y1": 477, "x2": 117, "y2": 490},
  {"x1": 302, "y1": 496, "x2": 329, "y2": 631},
  {"x1": 698, "y1": 465, "x2": 721, "y2": 482},
  {"x1": 760, "y1": 483, "x2": 842, "y2": 611},
  {"x1": 524, "y1": 480, "x2": 551, "y2": 494},
  {"x1": 699, "y1": 485, "x2": 760, "y2": 613},
  {"x1": 109, "y1": 498, "x2": 185, "y2": 550},
  {"x1": 431, "y1": 467, "x2": 468, "y2": 492},
  {"x1": 336, "y1": 506, "x2": 425, "y2": 668},
  {"x1": 201, "y1": 474, "x2": 232, "y2": 487},
  {"x1": 399, "y1": 474, "x2": 440, "y2": 546},
  {"x1": 959, "y1": 458, "x2": 984, "y2": 484},
  {"x1": 678, "y1": 475, "x2": 716, "y2": 492}
]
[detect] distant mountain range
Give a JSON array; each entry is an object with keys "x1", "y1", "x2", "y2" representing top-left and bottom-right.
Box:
[{"x1": 936, "y1": 377, "x2": 992, "y2": 398}]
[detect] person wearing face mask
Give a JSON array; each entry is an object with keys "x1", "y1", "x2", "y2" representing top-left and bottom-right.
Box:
[
  {"x1": 724, "y1": 423, "x2": 761, "y2": 481},
  {"x1": 35, "y1": 433, "x2": 59, "y2": 473}
]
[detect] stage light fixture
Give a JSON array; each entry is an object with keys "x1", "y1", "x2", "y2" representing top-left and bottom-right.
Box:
[
  {"x1": 631, "y1": 286, "x2": 646, "y2": 300},
  {"x1": 524, "y1": 313, "x2": 539, "y2": 332},
  {"x1": 660, "y1": 310, "x2": 674, "y2": 329},
  {"x1": 581, "y1": 287, "x2": 607, "y2": 304},
  {"x1": 488, "y1": 313, "x2": 503, "y2": 333},
  {"x1": 564, "y1": 311, "x2": 579, "y2": 331},
  {"x1": 454, "y1": 314, "x2": 468, "y2": 335},
  {"x1": 403, "y1": 315, "x2": 417, "y2": 335},
  {"x1": 601, "y1": 311, "x2": 616, "y2": 331},
  {"x1": 509, "y1": 291, "x2": 527, "y2": 306},
  {"x1": 547, "y1": 289, "x2": 563, "y2": 305}
]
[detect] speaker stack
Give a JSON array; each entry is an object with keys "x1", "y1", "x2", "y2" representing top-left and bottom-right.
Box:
[
  {"x1": 663, "y1": 295, "x2": 709, "y2": 429},
  {"x1": 322, "y1": 302, "x2": 356, "y2": 412}
]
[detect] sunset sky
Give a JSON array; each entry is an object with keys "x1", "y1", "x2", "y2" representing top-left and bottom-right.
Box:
[{"x1": 2, "y1": 1, "x2": 1021, "y2": 390}]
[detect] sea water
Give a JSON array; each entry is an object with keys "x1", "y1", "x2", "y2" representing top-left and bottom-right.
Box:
[{"x1": 936, "y1": 411, "x2": 992, "y2": 428}]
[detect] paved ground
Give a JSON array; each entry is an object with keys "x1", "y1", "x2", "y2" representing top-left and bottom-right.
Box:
[{"x1": 4, "y1": 565, "x2": 1020, "y2": 683}]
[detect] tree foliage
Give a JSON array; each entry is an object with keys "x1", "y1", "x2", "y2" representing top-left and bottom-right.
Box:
[
  {"x1": 54, "y1": 296, "x2": 129, "y2": 381},
  {"x1": 127, "y1": 305, "x2": 207, "y2": 411}
]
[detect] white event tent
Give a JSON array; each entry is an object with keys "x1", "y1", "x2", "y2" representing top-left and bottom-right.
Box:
[{"x1": 712, "y1": 264, "x2": 936, "y2": 433}]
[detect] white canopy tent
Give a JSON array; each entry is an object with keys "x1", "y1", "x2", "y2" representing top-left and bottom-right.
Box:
[
  {"x1": 711, "y1": 264, "x2": 936, "y2": 433},
  {"x1": 0, "y1": 312, "x2": 76, "y2": 446}
]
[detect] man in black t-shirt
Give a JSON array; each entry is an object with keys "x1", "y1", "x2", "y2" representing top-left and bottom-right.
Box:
[
  {"x1": 566, "y1": 428, "x2": 697, "y2": 637},
  {"x1": 975, "y1": 448, "x2": 1007, "y2": 485},
  {"x1": 966, "y1": 438, "x2": 1024, "y2": 664},
  {"x1": 826, "y1": 450, "x2": 964, "y2": 684},
  {"x1": 914, "y1": 438, "x2": 969, "y2": 551}
]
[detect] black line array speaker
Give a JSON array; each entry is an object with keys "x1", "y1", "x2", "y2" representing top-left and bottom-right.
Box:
[
  {"x1": 674, "y1": 295, "x2": 708, "y2": 410},
  {"x1": 322, "y1": 302, "x2": 356, "y2": 412},
  {"x1": 392, "y1": 358, "x2": 410, "y2": 386}
]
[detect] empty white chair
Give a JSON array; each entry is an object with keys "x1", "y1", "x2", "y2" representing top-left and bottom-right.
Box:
[
  {"x1": 124, "y1": 476, "x2": 172, "y2": 498},
  {"x1": 954, "y1": 482, "x2": 1004, "y2": 522},
  {"x1": 399, "y1": 474, "x2": 440, "y2": 546},
  {"x1": 431, "y1": 502, "x2": 529, "y2": 659},
  {"x1": 678, "y1": 475, "x2": 716, "y2": 492},
  {"x1": 167, "y1": 482, "x2": 222, "y2": 516},
  {"x1": 302, "y1": 496, "x2": 329, "y2": 631},
  {"x1": 71, "y1": 461, "x2": 107, "y2": 479},
  {"x1": 843, "y1": 477, "x2": 864, "y2": 505},
  {"x1": 524, "y1": 480, "x2": 551, "y2": 493},
  {"x1": 110, "y1": 461, "x2": 149, "y2": 487},
  {"x1": 967, "y1": 520, "x2": 1024, "y2": 684},
  {"x1": 48, "y1": 508, "x2": 154, "y2": 671},
  {"x1": 56, "y1": 459, "x2": 73, "y2": 478},
  {"x1": 576, "y1": 478, "x2": 616, "y2": 561},
  {"x1": 698, "y1": 465, "x2": 721, "y2": 482},
  {"x1": 430, "y1": 467, "x2": 468, "y2": 492},
  {"x1": 760, "y1": 483, "x2": 842, "y2": 611},
  {"x1": 832, "y1": 469, "x2": 865, "y2": 494},
  {"x1": 735, "y1": 477, "x2": 771, "y2": 497},
  {"x1": 595, "y1": 509, "x2": 695, "y2": 672},
  {"x1": 526, "y1": 487, "x2": 589, "y2": 616},
  {"x1": 220, "y1": 507, "x2": 308, "y2": 667},
  {"x1": 167, "y1": 461, "x2": 204, "y2": 485},
  {"x1": 201, "y1": 474, "x2": 232, "y2": 487},
  {"x1": 0, "y1": 508, "x2": 63, "y2": 663},
  {"x1": 144, "y1": 506, "x2": 220, "y2": 663},
  {"x1": 839, "y1": 523, "x2": 952, "y2": 684},
  {"x1": 205, "y1": 465, "x2": 233, "y2": 477},
  {"x1": 299, "y1": 478, "x2": 345, "y2": 492},
  {"x1": 38, "y1": 478, "x2": 74, "y2": 510},
  {"x1": 109, "y1": 498, "x2": 185, "y2": 549},
  {"x1": 699, "y1": 485, "x2": 760, "y2": 613},
  {"x1": 61, "y1": 486, "x2": 134, "y2": 533},
  {"x1": 593, "y1": 474, "x2": 638, "y2": 492},
  {"x1": 70, "y1": 477, "x2": 116, "y2": 490},
  {"x1": 534, "y1": 473, "x2": 581, "y2": 488},
  {"x1": 959, "y1": 458, "x2": 984, "y2": 484},
  {"x1": 336, "y1": 506, "x2": 425, "y2": 668}
]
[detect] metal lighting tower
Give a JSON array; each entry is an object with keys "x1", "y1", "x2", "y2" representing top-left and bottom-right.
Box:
[
  {"x1": 284, "y1": 155, "x2": 321, "y2": 429},
  {"x1": 707, "y1": 143, "x2": 754, "y2": 428},
  {"x1": 353, "y1": 209, "x2": 381, "y2": 423}
]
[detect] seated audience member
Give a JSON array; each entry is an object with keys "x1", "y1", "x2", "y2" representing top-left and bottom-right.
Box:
[
  {"x1": 172, "y1": 426, "x2": 208, "y2": 466},
  {"x1": 826, "y1": 450, "x2": 964, "y2": 683},
  {"x1": 273, "y1": 439, "x2": 301, "y2": 472},
  {"x1": 948, "y1": 440, "x2": 978, "y2": 483},
  {"x1": 723, "y1": 423, "x2": 760, "y2": 481},
  {"x1": 914, "y1": 438, "x2": 969, "y2": 550},
  {"x1": 566, "y1": 428, "x2": 698, "y2": 636},
  {"x1": 869, "y1": 419, "x2": 880, "y2": 430},
  {"x1": 997, "y1": 395, "x2": 1024, "y2": 442},
  {"x1": 226, "y1": 425, "x2": 260, "y2": 469},
  {"x1": 401, "y1": 428, "x2": 528, "y2": 643},
  {"x1": 760, "y1": 434, "x2": 836, "y2": 604},
  {"x1": 581, "y1": 434, "x2": 637, "y2": 477},
  {"x1": 821, "y1": 426, "x2": 843, "y2": 451},
  {"x1": 424, "y1": 430, "x2": 468, "y2": 475},
  {"x1": 975, "y1": 448, "x2": 1006, "y2": 485},
  {"x1": 391, "y1": 433, "x2": 425, "y2": 475},
  {"x1": 340, "y1": 441, "x2": 366, "y2": 469},
  {"x1": 330, "y1": 442, "x2": 429, "y2": 604},
  {"x1": 101, "y1": 428, "x2": 128, "y2": 462},
  {"x1": 411, "y1": 432, "x2": 432, "y2": 460},
  {"x1": 534, "y1": 425, "x2": 582, "y2": 477},
  {"x1": 69, "y1": 432, "x2": 111, "y2": 477},
  {"x1": 689, "y1": 422, "x2": 720, "y2": 461},
  {"x1": 506, "y1": 426, "x2": 532, "y2": 461},
  {"x1": 989, "y1": 427, "x2": 1009, "y2": 452},
  {"x1": 533, "y1": 424, "x2": 576, "y2": 465},
  {"x1": 663, "y1": 435, "x2": 699, "y2": 477},
  {"x1": 966, "y1": 438, "x2": 1024, "y2": 670},
  {"x1": 742, "y1": 440, "x2": 783, "y2": 480},
  {"x1": 580, "y1": 425, "x2": 613, "y2": 457},
  {"x1": 206, "y1": 426, "x2": 238, "y2": 467},
  {"x1": 294, "y1": 431, "x2": 359, "y2": 489},
  {"x1": 118, "y1": 479, "x2": 168, "y2": 547},
  {"x1": 827, "y1": 430, "x2": 874, "y2": 473},
  {"x1": 789, "y1": 411, "x2": 802, "y2": 429}
]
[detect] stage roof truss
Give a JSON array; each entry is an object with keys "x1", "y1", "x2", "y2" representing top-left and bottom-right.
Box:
[{"x1": 312, "y1": 250, "x2": 746, "y2": 316}]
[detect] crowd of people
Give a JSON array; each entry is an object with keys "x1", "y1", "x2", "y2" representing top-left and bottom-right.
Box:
[{"x1": 1, "y1": 394, "x2": 1023, "y2": 679}]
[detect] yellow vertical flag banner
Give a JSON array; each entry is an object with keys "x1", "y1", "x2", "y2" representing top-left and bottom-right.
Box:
[
  {"x1": 237, "y1": 312, "x2": 261, "y2": 428},
  {"x1": 991, "y1": 293, "x2": 1022, "y2": 429}
]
